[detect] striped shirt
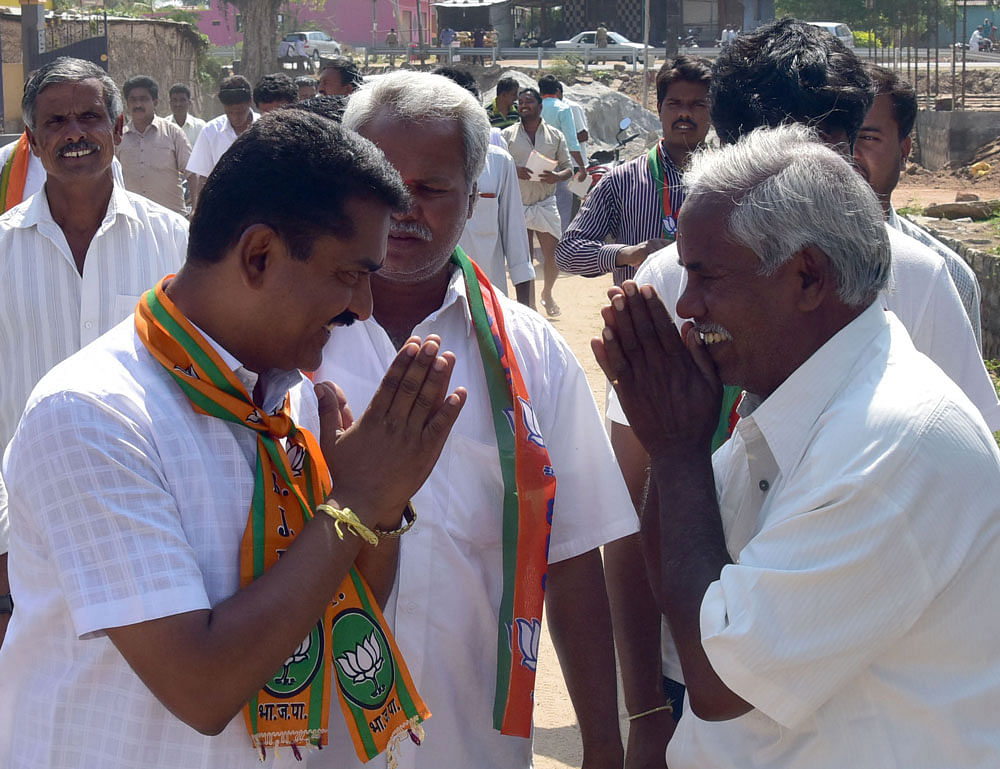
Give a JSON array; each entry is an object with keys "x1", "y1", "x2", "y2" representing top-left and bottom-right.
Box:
[
  {"x1": 556, "y1": 141, "x2": 684, "y2": 285},
  {"x1": 0, "y1": 183, "x2": 188, "y2": 551}
]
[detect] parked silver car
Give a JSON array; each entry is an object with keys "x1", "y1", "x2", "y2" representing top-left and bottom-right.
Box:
[
  {"x1": 554, "y1": 31, "x2": 646, "y2": 61},
  {"x1": 284, "y1": 30, "x2": 342, "y2": 64}
]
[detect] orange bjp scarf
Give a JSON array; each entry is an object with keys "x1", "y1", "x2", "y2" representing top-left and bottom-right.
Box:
[{"x1": 135, "y1": 278, "x2": 428, "y2": 761}]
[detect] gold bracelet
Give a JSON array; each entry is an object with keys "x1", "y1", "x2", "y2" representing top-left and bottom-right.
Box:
[
  {"x1": 374, "y1": 502, "x2": 417, "y2": 539},
  {"x1": 627, "y1": 704, "x2": 673, "y2": 721},
  {"x1": 315, "y1": 504, "x2": 379, "y2": 546}
]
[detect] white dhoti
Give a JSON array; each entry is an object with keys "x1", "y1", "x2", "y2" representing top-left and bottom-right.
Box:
[{"x1": 523, "y1": 195, "x2": 562, "y2": 239}]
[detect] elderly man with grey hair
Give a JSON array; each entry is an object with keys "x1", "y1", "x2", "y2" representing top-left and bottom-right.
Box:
[
  {"x1": 595, "y1": 124, "x2": 1000, "y2": 769},
  {"x1": 310, "y1": 70, "x2": 637, "y2": 769},
  {"x1": 0, "y1": 56, "x2": 187, "y2": 647}
]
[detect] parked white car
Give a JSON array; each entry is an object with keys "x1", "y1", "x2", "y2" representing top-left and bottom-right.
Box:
[
  {"x1": 285, "y1": 31, "x2": 342, "y2": 63},
  {"x1": 807, "y1": 22, "x2": 855, "y2": 49},
  {"x1": 555, "y1": 31, "x2": 646, "y2": 61}
]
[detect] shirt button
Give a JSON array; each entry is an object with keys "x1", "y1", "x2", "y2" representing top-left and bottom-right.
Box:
[
  {"x1": 758, "y1": 479, "x2": 770, "y2": 491},
  {"x1": 405, "y1": 602, "x2": 418, "y2": 614},
  {"x1": 84, "y1": 321, "x2": 94, "y2": 330}
]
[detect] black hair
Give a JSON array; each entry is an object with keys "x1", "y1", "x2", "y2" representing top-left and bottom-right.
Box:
[
  {"x1": 187, "y1": 111, "x2": 409, "y2": 264},
  {"x1": 294, "y1": 75, "x2": 317, "y2": 88},
  {"x1": 517, "y1": 86, "x2": 541, "y2": 105},
  {"x1": 253, "y1": 72, "x2": 297, "y2": 107},
  {"x1": 655, "y1": 55, "x2": 712, "y2": 108},
  {"x1": 710, "y1": 18, "x2": 874, "y2": 146},
  {"x1": 22, "y1": 57, "x2": 122, "y2": 130},
  {"x1": 318, "y1": 56, "x2": 363, "y2": 88},
  {"x1": 432, "y1": 65, "x2": 480, "y2": 101},
  {"x1": 537, "y1": 74, "x2": 560, "y2": 96},
  {"x1": 217, "y1": 75, "x2": 253, "y2": 105},
  {"x1": 283, "y1": 94, "x2": 348, "y2": 123},
  {"x1": 123, "y1": 75, "x2": 159, "y2": 101},
  {"x1": 865, "y1": 63, "x2": 917, "y2": 140},
  {"x1": 168, "y1": 82, "x2": 191, "y2": 99},
  {"x1": 495, "y1": 76, "x2": 518, "y2": 96}
]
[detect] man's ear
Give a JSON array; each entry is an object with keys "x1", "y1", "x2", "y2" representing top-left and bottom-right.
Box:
[
  {"x1": 24, "y1": 127, "x2": 39, "y2": 158},
  {"x1": 467, "y1": 181, "x2": 477, "y2": 220},
  {"x1": 793, "y1": 245, "x2": 832, "y2": 312},
  {"x1": 235, "y1": 224, "x2": 281, "y2": 289},
  {"x1": 901, "y1": 135, "x2": 912, "y2": 165},
  {"x1": 113, "y1": 112, "x2": 125, "y2": 147}
]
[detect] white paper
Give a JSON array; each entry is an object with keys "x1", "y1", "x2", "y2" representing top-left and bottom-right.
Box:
[
  {"x1": 526, "y1": 149, "x2": 558, "y2": 181},
  {"x1": 567, "y1": 174, "x2": 592, "y2": 199}
]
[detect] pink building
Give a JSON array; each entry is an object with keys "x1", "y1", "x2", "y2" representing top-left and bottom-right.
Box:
[{"x1": 194, "y1": 0, "x2": 433, "y2": 49}]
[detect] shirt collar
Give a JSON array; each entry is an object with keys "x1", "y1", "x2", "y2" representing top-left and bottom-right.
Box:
[
  {"x1": 736, "y1": 301, "x2": 887, "y2": 476},
  {"x1": 887, "y1": 206, "x2": 901, "y2": 228},
  {"x1": 125, "y1": 115, "x2": 160, "y2": 136},
  {"x1": 11, "y1": 179, "x2": 142, "y2": 231},
  {"x1": 194, "y1": 322, "x2": 303, "y2": 415},
  {"x1": 431, "y1": 262, "x2": 475, "y2": 337}
]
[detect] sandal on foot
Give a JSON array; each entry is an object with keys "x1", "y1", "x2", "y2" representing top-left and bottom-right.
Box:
[{"x1": 540, "y1": 297, "x2": 561, "y2": 317}]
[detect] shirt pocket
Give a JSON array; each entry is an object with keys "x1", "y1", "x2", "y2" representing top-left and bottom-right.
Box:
[
  {"x1": 442, "y1": 432, "x2": 504, "y2": 550},
  {"x1": 113, "y1": 294, "x2": 141, "y2": 324}
]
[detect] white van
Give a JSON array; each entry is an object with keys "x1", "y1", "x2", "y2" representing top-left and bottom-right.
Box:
[{"x1": 807, "y1": 22, "x2": 855, "y2": 49}]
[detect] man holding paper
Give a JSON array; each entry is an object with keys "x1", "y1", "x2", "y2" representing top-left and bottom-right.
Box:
[{"x1": 503, "y1": 87, "x2": 572, "y2": 317}]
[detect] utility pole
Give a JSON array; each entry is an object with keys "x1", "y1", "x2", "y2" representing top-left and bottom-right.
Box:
[{"x1": 665, "y1": 0, "x2": 680, "y2": 55}]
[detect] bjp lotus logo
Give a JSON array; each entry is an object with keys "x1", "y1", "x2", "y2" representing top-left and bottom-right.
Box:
[
  {"x1": 513, "y1": 617, "x2": 541, "y2": 672},
  {"x1": 264, "y1": 621, "x2": 324, "y2": 698},
  {"x1": 332, "y1": 609, "x2": 395, "y2": 709},
  {"x1": 336, "y1": 631, "x2": 385, "y2": 696}
]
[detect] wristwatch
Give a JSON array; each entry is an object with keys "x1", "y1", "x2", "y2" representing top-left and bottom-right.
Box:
[{"x1": 0, "y1": 593, "x2": 12, "y2": 615}]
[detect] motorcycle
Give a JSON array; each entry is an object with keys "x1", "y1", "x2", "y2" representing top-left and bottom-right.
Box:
[{"x1": 585, "y1": 117, "x2": 641, "y2": 192}]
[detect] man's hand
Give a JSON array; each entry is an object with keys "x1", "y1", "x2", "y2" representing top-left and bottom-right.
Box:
[
  {"x1": 320, "y1": 335, "x2": 466, "y2": 529},
  {"x1": 540, "y1": 169, "x2": 569, "y2": 184},
  {"x1": 615, "y1": 239, "x2": 673, "y2": 269},
  {"x1": 577, "y1": 129, "x2": 590, "y2": 143},
  {"x1": 591, "y1": 281, "x2": 721, "y2": 459},
  {"x1": 574, "y1": 167, "x2": 588, "y2": 183},
  {"x1": 516, "y1": 166, "x2": 532, "y2": 181}
]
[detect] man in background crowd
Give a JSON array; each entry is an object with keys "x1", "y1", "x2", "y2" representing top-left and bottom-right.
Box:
[
  {"x1": 0, "y1": 57, "x2": 188, "y2": 648},
  {"x1": 117, "y1": 75, "x2": 192, "y2": 216},
  {"x1": 187, "y1": 75, "x2": 257, "y2": 205},
  {"x1": 253, "y1": 72, "x2": 297, "y2": 113}
]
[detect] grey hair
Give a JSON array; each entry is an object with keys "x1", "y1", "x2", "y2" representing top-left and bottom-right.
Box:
[
  {"x1": 683, "y1": 124, "x2": 890, "y2": 307},
  {"x1": 22, "y1": 57, "x2": 123, "y2": 131},
  {"x1": 343, "y1": 71, "x2": 489, "y2": 187}
]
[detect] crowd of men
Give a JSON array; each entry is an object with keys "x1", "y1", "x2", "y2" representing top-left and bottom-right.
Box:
[{"x1": 1, "y1": 16, "x2": 1000, "y2": 769}]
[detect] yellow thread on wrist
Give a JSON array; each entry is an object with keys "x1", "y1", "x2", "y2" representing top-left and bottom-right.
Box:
[
  {"x1": 316, "y1": 504, "x2": 379, "y2": 546},
  {"x1": 627, "y1": 704, "x2": 673, "y2": 721}
]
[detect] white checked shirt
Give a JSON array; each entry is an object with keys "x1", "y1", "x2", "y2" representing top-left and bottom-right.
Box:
[
  {"x1": 668, "y1": 303, "x2": 1000, "y2": 769},
  {"x1": 0, "y1": 318, "x2": 310, "y2": 769},
  {"x1": 186, "y1": 112, "x2": 258, "y2": 178},
  {"x1": 168, "y1": 112, "x2": 208, "y2": 149},
  {"x1": 0, "y1": 184, "x2": 188, "y2": 551},
  {"x1": 311, "y1": 266, "x2": 637, "y2": 769}
]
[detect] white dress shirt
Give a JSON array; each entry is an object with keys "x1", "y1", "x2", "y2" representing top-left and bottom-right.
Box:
[
  {"x1": 888, "y1": 206, "x2": 982, "y2": 349},
  {"x1": 310, "y1": 266, "x2": 637, "y2": 769},
  {"x1": 667, "y1": 302, "x2": 1000, "y2": 769},
  {"x1": 0, "y1": 184, "x2": 188, "y2": 552},
  {"x1": 608, "y1": 226, "x2": 1000, "y2": 430},
  {"x1": 459, "y1": 144, "x2": 534, "y2": 295},
  {"x1": 0, "y1": 318, "x2": 310, "y2": 768},
  {"x1": 186, "y1": 111, "x2": 259, "y2": 178},
  {"x1": 168, "y1": 112, "x2": 208, "y2": 149}
]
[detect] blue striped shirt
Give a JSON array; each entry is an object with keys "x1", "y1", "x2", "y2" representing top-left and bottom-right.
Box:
[{"x1": 556, "y1": 142, "x2": 685, "y2": 285}]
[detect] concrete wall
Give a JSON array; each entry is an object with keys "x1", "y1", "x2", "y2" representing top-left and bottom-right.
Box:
[
  {"x1": 916, "y1": 108, "x2": 1000, "y2": 171},
  {"x1": 0, "y1": 13, "x2": 206, "y2": 130},
  {"x1": 924, "y1": 222, "x2": 1000, "y2": 360}
]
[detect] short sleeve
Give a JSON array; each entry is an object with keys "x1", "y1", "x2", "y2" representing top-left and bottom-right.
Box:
[{"x1": 4, "y1": 391, "x2": 211, "y2": 638}]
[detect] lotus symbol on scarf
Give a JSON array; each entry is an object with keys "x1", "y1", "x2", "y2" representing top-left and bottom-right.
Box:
[
  {"x1": 514, "y1": 617, "x2": 542, "y2": 671},
  {"x1": 335, "y1": 631, "x2": 386, "y2": 696},
  {"x1": 276, "y1": 633, "x2": 311, "y2": 685}
]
